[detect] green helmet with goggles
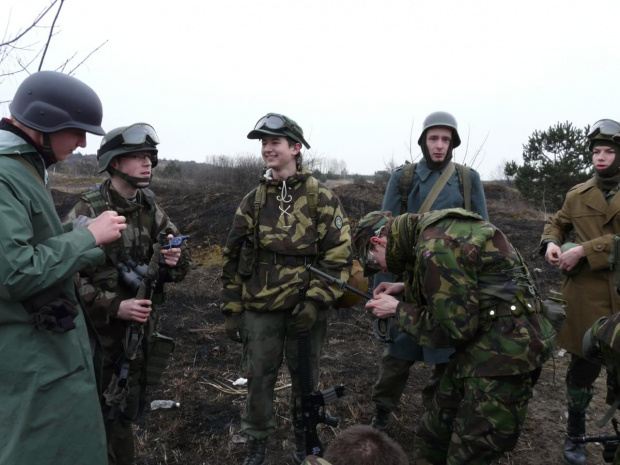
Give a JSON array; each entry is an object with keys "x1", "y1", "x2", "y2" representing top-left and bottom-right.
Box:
[
  {"x1": 353, "y1": 211, "x2": 394, "y2": 276},
  {"x1": 247, "y1": 113, "x2": 311, "y2": 149},
  {"x1": 587, "y1": 119, "x2": 620, "y2": 151},
  {"x1": 97, "y1": 123, "x2": 159, "y2": 173}
]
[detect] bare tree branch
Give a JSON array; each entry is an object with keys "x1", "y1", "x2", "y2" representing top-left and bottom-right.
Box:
[
  {"x1": 38, "y1": 0, "x2": 65, "y2": 71},
  {"x1": 67, "y1": 40, "x2": 108, "y2": 75},
  {"x1": 0, "y1": 0, "x2": 59, "y2": 48}
]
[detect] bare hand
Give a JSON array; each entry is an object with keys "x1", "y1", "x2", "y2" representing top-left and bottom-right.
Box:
[
  {"x1": 373, "y1": 282, "x2": 405, "y2": 298},
  {"x1": 162, "y1": 234, "x2": 181, "y2": 266},
  {"x1": 545, "y1": 242, "x2": 561, "y2": 266},
  {"x1": 87, "y1": 211, "x2": 127, "y2": 246},
  {"x1": 365, "y1": 293, "x2": 399, "y2": 319},
  {"x1": 117, "y1": 298, "x2": 152, "y2": 323},
  {"x1": 559, "y1": 245, "x2": 585, "y2": 272}
]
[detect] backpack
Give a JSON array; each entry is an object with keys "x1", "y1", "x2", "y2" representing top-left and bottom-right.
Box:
[{"x1": 397, "y1": 161, "x2": 472, "y2": 215}]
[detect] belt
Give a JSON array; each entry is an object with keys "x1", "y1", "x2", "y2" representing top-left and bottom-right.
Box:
[{"x1": 257, "y1": 249, "x2": 315, "y2": 266}]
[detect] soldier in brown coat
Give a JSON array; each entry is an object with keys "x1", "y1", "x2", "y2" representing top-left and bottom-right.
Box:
[{"x1": 540, "y1": 119, "x2": 620, "y2": 465}]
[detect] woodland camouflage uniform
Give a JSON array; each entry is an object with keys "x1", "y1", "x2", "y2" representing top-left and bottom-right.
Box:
[
  {"x1": 65, "y1": 179, "x2": 191, "y2": 464},
  {"x1": 220, "y1": 165, "x2": 352, "y2": 441},
  {"x1": 360, "y1": 208, "x2": 555, "y2": 464}
]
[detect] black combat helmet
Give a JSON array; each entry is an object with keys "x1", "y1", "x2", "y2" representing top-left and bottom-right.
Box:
[{"x1": 9, "y1": 71, "x2": 104, "y2": 135}]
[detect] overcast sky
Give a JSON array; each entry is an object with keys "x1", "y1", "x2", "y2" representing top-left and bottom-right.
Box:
[{"x1": 2, "y1": 0, "x2": 619, "y2": 180}]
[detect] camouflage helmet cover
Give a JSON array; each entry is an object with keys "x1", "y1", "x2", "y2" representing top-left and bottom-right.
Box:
[
  {"x1": 247, "y1": 112, "x2": 311, "y2": 149},
  {"x1": 353, "y1": 211, "x2": 393, "y2": 276},
  {"x1": 9, "y1": 71, "x2": 104, "y2": 135},
  {"x1": 97, "y1": 123, "x2": 159, "y2": 173},
  {"x1": 417, "y1": 111, "x2": 461, "y2": 148}
]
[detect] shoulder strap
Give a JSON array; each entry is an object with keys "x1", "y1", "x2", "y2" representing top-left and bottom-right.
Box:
[
  {"x1": 398, "y1": 162, "x2": 416, "y2": 215},
  {"x1": 418, "y1": 162, "x2": 455, "y2": 214},
  {"x1": 306, "y1": 176, "x2": 319, "y2": 225},
  {"x1": 4, "y1": 154, "x2": 45, "y2": 188},
  {"x1": 83, "y1": 186, "x2": 109, "y2": 217}
]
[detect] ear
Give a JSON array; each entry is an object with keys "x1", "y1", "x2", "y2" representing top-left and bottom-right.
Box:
[
  {"x1": 110, "y1": 157, "x2": 120, "y2": 170},
  {"x1": 292, "y1": 142, "x2": 302, "y2": 155},
  {"x1": 370, "y1": 236, "x2": 387, "y2": 247}
]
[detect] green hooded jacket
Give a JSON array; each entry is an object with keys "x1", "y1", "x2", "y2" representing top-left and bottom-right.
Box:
[{"x1": 0, "y1": 126, "x2": 107, "y2": 464}]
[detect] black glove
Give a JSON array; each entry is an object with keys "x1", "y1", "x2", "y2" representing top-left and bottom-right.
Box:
[
  {"x1": 292, "y1": 300, "x2": 319, "y2": 333},
  {"x1": 224, "y1": 314, "x2": 244, "y2": 343}
]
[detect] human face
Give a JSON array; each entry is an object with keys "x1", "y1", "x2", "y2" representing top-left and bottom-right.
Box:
[
  {"x1": 261, "y1": 135, "x2": 300, "y2": 176},
  {"x1": 49, "y1": 129, "x2": 87, "y2": 161},
  {"x1": 425, "y1": 127, "x2": 452, "y2": 163},
  {"x1": 113, "y1": 151, "x2": 153, "y2": 186},
  {"x1": 592, "y1": 145, "x2": 616, "y2": 172}
]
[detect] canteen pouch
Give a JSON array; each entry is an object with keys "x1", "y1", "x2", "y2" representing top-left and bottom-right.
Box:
[
  {"x1": 540, "y1": 290, "x2": 567, "y2": 336},
  {"x1": 22, "y1": 285, "x2": 79, "y2": 333},
  {"x1": 146, "y1": 332, "x2": 175, "y2": 386}
]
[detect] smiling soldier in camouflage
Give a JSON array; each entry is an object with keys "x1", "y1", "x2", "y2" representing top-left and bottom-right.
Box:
[
  {"x1": 353, "y1": 208, "x2": 555, "y2": 464},
  {"x1": 220, "y1": 113, "x2": 352, "y2": 465}
]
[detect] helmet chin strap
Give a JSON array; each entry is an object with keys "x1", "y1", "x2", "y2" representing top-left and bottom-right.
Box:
[
  {"x1": 41, "y1": 133, "x2": 58, "y2": 165},
  {"x1": 108, "y1": 166, "x2": 152, "y2": 188}
]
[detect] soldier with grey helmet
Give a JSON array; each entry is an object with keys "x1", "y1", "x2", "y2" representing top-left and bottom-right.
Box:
[
  {"x1": 0, "y1": 71, "x2": 127, "y2": 464},
  {"x1": 541, "y1": 118, "x2": 620, "y2": 465},
  {"x1": 220, "y1": 112, "x2": 352, "y2": 465},
  {"x1": 65, "y1": 122, "x2": 191, "y2": 465},
  {"x1": 369, "y1": 111, "x2": 488, "y2": 432}
]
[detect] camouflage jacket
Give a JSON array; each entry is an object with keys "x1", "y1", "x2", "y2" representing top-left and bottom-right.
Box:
[
  {"x1": 65, "y1": 180, "x2": 191, "y2": 351},
  {"x1": 220, "y1": 166, "x2": 352, "y2": 314},
  {"x1": 388, "y1": 208, "x2": 555, "y2": 378}
]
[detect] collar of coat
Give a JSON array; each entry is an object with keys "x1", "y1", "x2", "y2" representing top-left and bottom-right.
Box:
[
  {"x1": 259, "y1": 165, "x2": 312, "y2": 187},
  {"x1": 415, "y1": 158, "x2": 458, "y2": 184}
]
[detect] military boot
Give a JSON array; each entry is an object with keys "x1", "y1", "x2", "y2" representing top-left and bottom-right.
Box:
[
  {"x1": 370, "y1": 405, "x2": 391, "y2": 432},
  {"x1": 293, "y1": 432, "x2": 306, "y2": 465},
  {"x1": 562, "y1": 410, "x2": 586, "y2": 465},
  {"x1": 242, "y1": 438, "x2": 267, "y2": 465}
]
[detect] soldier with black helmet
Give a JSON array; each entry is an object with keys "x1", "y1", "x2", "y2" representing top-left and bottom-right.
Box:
[
  {"x1": 369, "y1": 111, "x2": 488, "y2": 432},
  {"x1": 0, "y1": 71, "x2": 126, "y2": 464},
  {"x1": 65, "y1": 122, "x2": 191, "y2": 465},
  {"x1": 541, "y1": 119, "x2": 620, "y2": 465},
  {"x1": 220, "y1": 113, "x2": 352, "y2": 465}
]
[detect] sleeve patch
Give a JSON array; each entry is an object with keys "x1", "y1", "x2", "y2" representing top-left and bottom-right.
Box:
[{"x1": 334, "y1": 216, "x2": 343, "y2": 230}]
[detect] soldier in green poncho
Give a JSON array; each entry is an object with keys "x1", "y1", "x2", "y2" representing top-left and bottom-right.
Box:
[
  {"x1": 220, "y1": 113, "x2": 352, "y2": 465},
  {"x1": 353, "y1": 209, "x2": 556, "y2": 464}
]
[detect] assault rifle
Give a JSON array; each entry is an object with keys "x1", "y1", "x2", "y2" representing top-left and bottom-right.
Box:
[
  {"x1": 568, "y1": 418, "x2": 620, "y2": 463},
  {"x1": 305, "y1": 264, "x2": 394, "y2": 343},
  {"x1": 106, "y1": 233, "x2": 186, "y2": 421},
  {"x1": 295, "y1": 332, "x2": 345, "y2": 457}
]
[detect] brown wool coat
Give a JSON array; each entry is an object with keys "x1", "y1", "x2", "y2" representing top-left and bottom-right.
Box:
[{"x1": 541, "y1": 177, "x2": 620, "y2": 356}]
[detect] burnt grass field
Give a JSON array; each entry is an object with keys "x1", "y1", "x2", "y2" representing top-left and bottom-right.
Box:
[{"x1": 51, "y1": 178, "x2": 616, "y2": 465}]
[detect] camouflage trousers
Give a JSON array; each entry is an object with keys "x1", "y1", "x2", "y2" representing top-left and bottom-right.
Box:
[
  {"x1": 565, "y1": 354, "x2": 601, "y2": 413},
  {"x1": 372, "y1": 351, "x2": 447, "y2": 412},
  {"x1": 413, "y1": 370, "x2": 534, "y2": 465},
  {"x1": 241, "y1": 309, "x2": 328, "y2": 439}
]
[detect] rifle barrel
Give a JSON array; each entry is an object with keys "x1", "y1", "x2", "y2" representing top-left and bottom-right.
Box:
[{"x1": 306, "y1": 265, "x2": 372, "y2": 300}]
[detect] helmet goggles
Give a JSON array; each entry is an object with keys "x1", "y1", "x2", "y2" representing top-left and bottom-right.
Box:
[
  {"x1": 99, "y1": 123, "x2": 160, "y2": 154},
  {"x1": 588, "y1": 119, "x2": 620, "y2": 140},
  {"x1": 253, "y1": 114, "x2": 311, "y2": 149}
]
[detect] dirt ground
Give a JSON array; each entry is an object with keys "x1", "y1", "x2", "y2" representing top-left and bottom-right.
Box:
[{"x1": 52, "y1": 177, "x2": 618, "y2": 465}]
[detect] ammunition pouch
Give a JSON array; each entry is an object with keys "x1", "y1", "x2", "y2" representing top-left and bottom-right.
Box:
[
  {"x1": 22, "y1": 285, "x2": 79, "y2": 333},
  {"x1": 237, "y1": 241, "x2": 255, "y2": 277},
  {"x1": 145, "y1": 332, "x2": 175, "y2": 386}
]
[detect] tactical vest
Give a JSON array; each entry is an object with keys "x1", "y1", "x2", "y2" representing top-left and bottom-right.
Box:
[{"x1": 398, "y1": 161, "x2": 472, "y2": 215}]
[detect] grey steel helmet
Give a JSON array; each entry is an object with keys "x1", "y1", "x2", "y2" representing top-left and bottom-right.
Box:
[
  {"x1": 9, "y1": 71, "x2": 104, "y2": 135},
  {"x1": 97, "y1": 123, "x2": 159, "y2": 173},
  {"x1": 417, "y1": 111, "x2": 461, "y2": 148}
]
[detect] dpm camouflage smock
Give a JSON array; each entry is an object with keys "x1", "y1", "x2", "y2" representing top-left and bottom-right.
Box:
[
  {"x1": 64, "y1": 180, "x2": 191, "y2": 357},
  {"x1": 220, "y1": 167, "x2": 352, "y2": 314},
  {"x1": 388, "y1": 208, "x2": 555, "y2": 378}
]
